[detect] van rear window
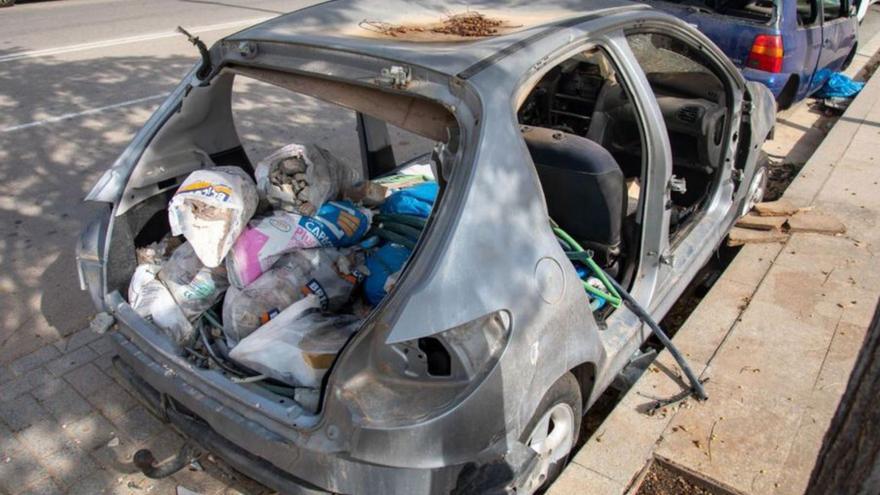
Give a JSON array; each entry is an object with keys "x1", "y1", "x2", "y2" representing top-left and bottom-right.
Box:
[{"x1": 667, "y1": 0, "x2": 777, "y2": 23}]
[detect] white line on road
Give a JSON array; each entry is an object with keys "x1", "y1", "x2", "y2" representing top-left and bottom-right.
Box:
[
  {"x1": 0, "y1": 17, "x2": 272, "y2": 63},
  {"x1": 0, "y1": 94, "x2": 166, "y2": 134}
]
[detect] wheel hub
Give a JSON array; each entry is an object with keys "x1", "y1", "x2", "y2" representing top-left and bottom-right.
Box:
[{"x1": 524, "y1": 403, "x2": 575, "y2": 493}]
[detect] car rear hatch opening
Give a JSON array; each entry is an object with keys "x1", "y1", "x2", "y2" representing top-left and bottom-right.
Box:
[{"x1": 99, "y1": 63, "x2": 463, "y2": 433}]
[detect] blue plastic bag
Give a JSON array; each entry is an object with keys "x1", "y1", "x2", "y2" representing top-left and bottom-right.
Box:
[
  {"x1": 816, "y1": 72, "x2": 865, "y2": 99},
  {"x1": 380, "y1": 182, "x2": 439, "y2": 218},
  {"x1": 364, "y1": 244, "x2": 412, "y2": 306}
]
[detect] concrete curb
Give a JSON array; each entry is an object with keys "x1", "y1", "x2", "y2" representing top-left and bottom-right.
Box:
[{"x1": 549, "y1": 33, "x2": 880, "y2": 495}]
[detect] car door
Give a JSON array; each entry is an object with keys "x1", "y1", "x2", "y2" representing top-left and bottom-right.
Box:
[
  {"x1": 795, "y1": 0, "x2": 827, "y2": 94},
  {"x1": 818, "y1": 0, "x2": 858, "y2": 77},
  {"x1": 620, "y1": 24, "x2": 745, "y2": 314}
]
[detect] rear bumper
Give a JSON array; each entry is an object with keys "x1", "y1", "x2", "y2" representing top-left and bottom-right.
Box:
[
  {"x1": 113, "y1": 355, "x2": 330, "y2": 495},
  {"x1": 110, "y1": 321, "x2": 536, "y2": 494},
  {"x1": 740, "y1": 68, "x2": 791, "y2": 100}
]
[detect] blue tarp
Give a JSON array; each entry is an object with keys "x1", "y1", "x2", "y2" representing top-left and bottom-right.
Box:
[{"x1": 816, "y1": 72, "x2": 865, "y2": 99}]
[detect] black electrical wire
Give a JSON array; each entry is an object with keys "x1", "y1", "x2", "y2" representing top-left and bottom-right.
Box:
[{"x1": 602, "y1": 274, "x2": 709, "y2": 401}]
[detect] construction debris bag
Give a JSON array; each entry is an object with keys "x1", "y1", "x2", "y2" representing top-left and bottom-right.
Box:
[
  {"x1": 364, "y1": 243, "x2": 411, "y2": 306},
  {"x1": 226, "y1": 200, "x2": 371, "y2": 288},
  {"x1": 129, "y1": 243, "x2": 229, "y2": 345},
  {"x1": 229, "y1": 296, "x2": 360, "y2": 388},
  {"x1": 221, "y1": 248, "x2": 364, "y2": 346},
  {"x1": 168, "y1": 166, "x2": 258, "y2": 267},
  {"x1": 379, "y1": 181, "x2": 438, "y2": 218},
  {"x1": 255, "y1": 143, "x2": 357, "y2": 216}
]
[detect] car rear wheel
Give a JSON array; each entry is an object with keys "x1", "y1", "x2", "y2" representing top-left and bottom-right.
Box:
[{"x1": 521, "y1": 372, "x2": 582, "y2": 494}]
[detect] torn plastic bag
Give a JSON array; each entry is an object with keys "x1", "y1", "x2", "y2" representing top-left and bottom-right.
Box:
[
  {"x1": 221, "y1": 248, "x2": 364, "y2": 346},
  {"x1": 228, "y1": 296, "x2": 360, "y2": 388},
  {"x1": 816, "y1": 72, "x2": 865, "y2": 99},
  {"x1": 227, "y1": 200, "x2": 371, "y2": 288},
  {"x1": 129, "y1": 243, "x2": 228, "y2": 345},
  {"x1": 255, "y1": 143, "x2": 357, "y2": 216},
  {"x1": 168, "y1": 166, "x2": 258, "y2": 267},
  {"x1": 379, "y1": 181, "x2": 438, "y2": 218}
]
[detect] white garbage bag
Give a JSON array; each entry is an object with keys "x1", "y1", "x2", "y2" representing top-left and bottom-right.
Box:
[
  {"x1": 129, "y1": 243, "x2": 228, "y2": 345},
  {"x1": 255, "y1": 143, "x2": 357, "y2": 216},
  {"x1": 222, "y1": 248, "x2": 364, "y2": 346},
  {"x1": 168, "y1": 166, "x2": 258, "y2": 267},
  {"x1": 229, "y1": 297, "x2": 359, "y2": 388}
]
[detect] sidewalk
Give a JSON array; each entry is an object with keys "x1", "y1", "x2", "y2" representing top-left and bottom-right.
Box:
[{"x1": 549, "y1": 58, "x2": 880, "y2": 495}]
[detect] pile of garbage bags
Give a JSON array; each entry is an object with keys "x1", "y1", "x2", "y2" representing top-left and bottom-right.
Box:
[{"x1": 129, "y1": 143, "x2": 437, "y2": 407}]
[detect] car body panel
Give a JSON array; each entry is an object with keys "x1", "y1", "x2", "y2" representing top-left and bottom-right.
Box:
[{"x1": 77, "y1": 1, "x2": 776, "y2": 493}]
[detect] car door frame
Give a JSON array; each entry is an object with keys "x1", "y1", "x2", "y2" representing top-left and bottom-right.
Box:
[{"x1": 611, "y1": 20, "x2": 749, "y2": 324}]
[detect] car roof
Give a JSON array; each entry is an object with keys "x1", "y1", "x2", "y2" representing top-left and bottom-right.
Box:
[{"x1": 227, "y1": 0, "x2": 648, "y2": 78}]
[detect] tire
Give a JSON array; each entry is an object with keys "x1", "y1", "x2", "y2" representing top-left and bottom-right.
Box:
[
  {"x1": 520, "y1": 372, "x2": 582, "y2": 494},
  {"x1": 777, "y1": 77, "x2": 798, "y2": 110},
  {"x1": 743, "y1": 151, "x2": 769, "y2": 214},
  {"x1": 0, "y1": 0, "x2": 15, "y2": 7}
]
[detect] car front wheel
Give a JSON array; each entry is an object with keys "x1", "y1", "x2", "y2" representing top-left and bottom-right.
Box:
[
  {"x1": 521, "y1": 372, "x2": 582, "y2": 493},
  {"x1": 744, "y1": 151, "x2": 770, "y2": 214}
]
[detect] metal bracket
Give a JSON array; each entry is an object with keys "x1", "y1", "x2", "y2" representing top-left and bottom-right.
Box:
[
  {"x1": 377, "y1": 65, "x2": 411, "y2": 88},
  {"x1": 669, "y1": 175, "x2": 687, "y2": 194}
]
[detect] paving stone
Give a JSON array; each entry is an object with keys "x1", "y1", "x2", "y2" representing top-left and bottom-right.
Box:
[
  {"x1": 0, "y1": 393, "x2": 52, "y2": 432},
  {"x1": 63, "y1": 363, "x2": 113, "y2": 396},
  {"x1": 89, "y1": 433, "x2": 142, "y2": 474},
  {"x1": 53, "y1": 329, "x2": 102, "y2": 354},
  {"x1": 786, "y1": 210, "x2": 847, "y2": 234},
  {"x1": 33, "y1": 385, "x2": 93, "y2": 424},
  {"x1": 0, "y1": 454, "x2": 52, "y2": 495},
  {"x1": 110, "y1": 406, "x2": 168, "y2": 443},
  {"x1": 735, "y1": 213, "x2": 788, "y2": 231},
  {"x1": 0, "y1": 367, "x2": 52, "y2": 401},
  {"x1": 64, "y1": 469, "x2": 117, "y2": 495},
  {"x1": 88, "y1": 335, "x2": 115, "y2": 357},
  {"x1": 0, "y1": 421, "x2": 27, "y2": 460},
  {"x1": 754, "y1": 199, "x2": 799, "y2": 216},
  {"x1": 9, "y1": 346, "x2": 61, "y2": 377},
  {"x1": 62, "y1": 413, "x2": 118, "y2": 452},
  {"x1": 654, "y1": 379, "x2": 803, "y2": 495},
  {"x1": 16, "y1": 476, "x2": 63, "y2": 495},
  {"x1": 42, "y1": 445, "x2": 102, "y2": 488},
  {"x1": 0, "y1": 364, "x2": 12, "y2": 384},
  {"x1": 45, "y1": 346, "x2": 98, "y2": 378},
  {"x1": 92, "y1": 352, "x2": 116, "y2": 371},
  {"x1": 86, "y1": 382, "x2": 138, "y2": 421},
  {"x1": 17, "y1": 420, "x2": 75, "y2": 458},
  {"x1": 727, "y1": 227, "x2": 789, "y2": 247}
]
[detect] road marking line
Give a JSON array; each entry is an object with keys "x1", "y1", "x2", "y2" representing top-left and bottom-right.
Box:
[
  {"x1": 0, "y1": 94, "x2": 166, "y2": 134},
  {"x1": 0, "y1": 17, "x2": 272, "y2": 63}
]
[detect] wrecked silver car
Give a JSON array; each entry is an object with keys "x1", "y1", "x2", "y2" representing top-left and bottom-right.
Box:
[{"x1": 76, "y1": 1, "x2": 775, "y2": 493}]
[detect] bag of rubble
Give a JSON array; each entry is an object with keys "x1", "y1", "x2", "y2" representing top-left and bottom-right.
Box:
[
  {"x1": 229, "y1": 296, "x2": 360, "y2": 388},
  {"x1": 168, "y1": 166, "x2": 258, "y2": 268},
  {"x1": 222, "y1": 248, "x2": 365, "y2": 346},
  {"x1": 129, "y1": 242, "x2": 229, "y2": 346},
  {"x1": 227, "y1": 200, "x2": 371, "y2": 288},
  {"x1": 255, "y1": 143, "x2": 357, "y2": 216}
]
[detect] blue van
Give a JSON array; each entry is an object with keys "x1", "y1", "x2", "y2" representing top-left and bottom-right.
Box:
[{"x1": 652, "y1": 0, "x2": 858, "y2": 108}]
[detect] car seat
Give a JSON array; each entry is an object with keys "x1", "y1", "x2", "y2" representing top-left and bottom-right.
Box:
[{"x1": 521, "y1": 126, "x2": 625, "y2": 270}]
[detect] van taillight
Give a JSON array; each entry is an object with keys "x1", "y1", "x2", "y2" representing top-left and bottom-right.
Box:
[{"x1": 747, "y1": 35, "x2": 784, "y2": 73}]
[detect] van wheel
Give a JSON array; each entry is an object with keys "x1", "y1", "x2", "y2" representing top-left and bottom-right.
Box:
[
  {"x1": 0, "y1": 0, "x2": 15, "y2": 7},
  {"x1": 521, "y1": 372, "x2": 582, "y2": 494}
]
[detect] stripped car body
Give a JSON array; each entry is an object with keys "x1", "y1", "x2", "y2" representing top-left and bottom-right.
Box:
[{"x1": 76, "y1": 1, "x2": 776, "y2": 493}]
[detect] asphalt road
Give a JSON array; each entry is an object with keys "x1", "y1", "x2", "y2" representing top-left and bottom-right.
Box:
[{"x1": 0, "y1": 0, "x2": 879, "y2": 366}]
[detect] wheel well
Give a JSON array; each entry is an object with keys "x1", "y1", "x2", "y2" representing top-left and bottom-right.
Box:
[
  {"x1": 570, "y1": 362, "x2": 597, "y2": 409},
  {"x1": 777, "y1": 75, "x2": 799, "y2": 110},
  {"x1": 842, "y1": 43, "x2": 858, "y2": 71}
]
